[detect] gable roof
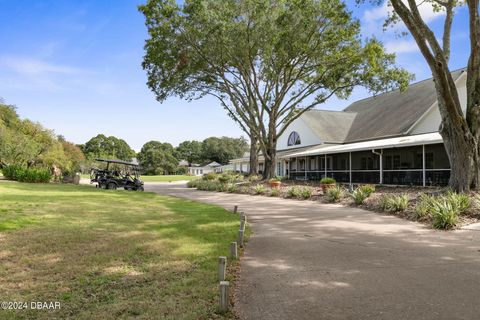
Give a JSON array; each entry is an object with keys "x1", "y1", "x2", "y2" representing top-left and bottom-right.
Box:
[
  {"x1": 300, "y1": 110, "x2": 356, "y2": 143},
  {"x1": 298, "y1": 68, "x2": 466, "y2": 144},
  {"x1": 206, "y1": 161, "x2": 221, "y2": 167},
  {"x1": 342, "y1": 68, "x2": 465, "y2": 142}
]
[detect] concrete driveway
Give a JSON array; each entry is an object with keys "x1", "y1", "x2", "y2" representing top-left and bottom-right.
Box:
[{"x1": 145, "y1": 182, "x2": 480, "y2": 320}]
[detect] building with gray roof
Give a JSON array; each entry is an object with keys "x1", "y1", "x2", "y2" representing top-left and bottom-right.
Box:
[{"x1": 230, "y1": 69, "x2": 468, "y2": 186}]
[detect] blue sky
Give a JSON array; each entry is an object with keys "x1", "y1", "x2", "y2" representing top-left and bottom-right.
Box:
[{"x1": 0, "y1": 0, "x2": 470, "y2": 150}]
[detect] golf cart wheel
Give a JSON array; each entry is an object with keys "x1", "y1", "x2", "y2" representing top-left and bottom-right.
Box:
[
  {"x1": 138, "y1": 186, "x2": 144, "y2": 191},
  {"x1": 107, "y1": 182, "x2": 117, "y2": 190}
]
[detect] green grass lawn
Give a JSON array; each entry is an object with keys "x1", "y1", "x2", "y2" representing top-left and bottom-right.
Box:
[
  {"x1": 0, "y1": 181, "x2": 240, "y2": 319},
  {"x1": 140, "y1": 175, "x2": 196, "y2": 182}
]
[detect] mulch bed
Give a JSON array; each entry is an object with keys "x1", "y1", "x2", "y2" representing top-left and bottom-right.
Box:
[{"x1": 230, "y1": 181, "x2": 480, "y2": 229}]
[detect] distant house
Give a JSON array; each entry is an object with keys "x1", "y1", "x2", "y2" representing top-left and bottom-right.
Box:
[
  {"x1": 230, "y1": 68, "x2": 468, "y2": 186},
  {"x1": 178, "y1": 160, "x2": 189, "y2": 167},
  {"x1": 188, "y1": 161, "x2": 222, "y2": 176},
  {"x1": 214, "y1": 164, "x2": 233, "y2": 173}
]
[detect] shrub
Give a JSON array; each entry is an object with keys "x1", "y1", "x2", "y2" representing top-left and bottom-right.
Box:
[
  {"x1": 351, "y1": 188, "x2": 368, "y2": 205},
  {"x1": 380, "y1": 194, "x2": 409, "y2": 212},
  {"x1": 325, "y1": 186, "x2": 344, "y2": 203},
  {"x1": 187, "y1": 179, "x2": 200, "y2": 188},
  {"x1": 218, "y1": 174, "x2": 231, "y2": 184},
  {"x1": 253, "y1": 184, "x2": 267, "y2": 195},
  {"x1": 248, "y1": 174, "x2": 262, "y2": 182},
  {"x1": 320, "y1": 177, "x2": 336, "y2": 184},
  {"x1": 378, "y1": 194, "x2": 390, "y2": 211},
  {"x1": 202, "y1": 172, "x2": 217, "y2": 181},
  {"x1": 300, "y1": 186, "x2": 313, "y2": 199},
  {"x1": 2, "y1": 165, "x2": 23, "y2": 180},
  {"x1": 218, "y1": 172, "x2": 241, "y2": 184},
  {"x1": 238, "y1": 186, "x2": 251, "y2": 194},
  {"x1": 413, "y1": 194, "x2": 435, "y2": 220},
  {"x1": 430, "y1": 197, "x2": 459, "y2": 229},
  {"x1": 286, "y1": 186, "x2": 301, "y2": 198},
  {"x1": 444, "y1": 191, "x2": 471, "y2": 214},
  {"x1": 227, "y1": 183, "x2": 238, "y2": 193},
  {"x1": 2, "y1": 165, "x2": 52, "y2": 183},
  {"x1": 358, "y1": 184, "x2": 375, "y2": 197},
  {"x1": 195, "y1": 180, "x2": 220, "y2": 191},
  {"x1": 195, "y1": 180, "x2": 207, "y2": 190},
  {"x1": 208, "y1": 182, "x2": 221, "y2": 191},
  {"x1": 216, "y1": 183, "x2": 229, "y2": 192},
  {"x1": 268, "y1": 177, "x2": 281, "y2": 183},
  {"x1": 269, "y1": 188, "x2": 280, "y2": 197}
]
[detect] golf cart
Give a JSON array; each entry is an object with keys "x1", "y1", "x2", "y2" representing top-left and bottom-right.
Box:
[{"x1": 90, "y1": 158, "x2": 144, "y2": 191}]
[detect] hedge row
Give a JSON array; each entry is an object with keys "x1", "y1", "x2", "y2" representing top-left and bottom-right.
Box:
[{"x1": 2, "y1": 165, "x2": 52, "y2": 183}]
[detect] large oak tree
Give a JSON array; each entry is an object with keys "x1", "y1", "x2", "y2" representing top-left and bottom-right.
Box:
[
  {"x1": 364, "y1": 0, "x2": 480, "y2": 191},
  {"x1": 82, "y1": 134, "x2": 136, "y2": 161},
  {"x1": 140, "y1": 0, "x2": 410, "y2": 178}
]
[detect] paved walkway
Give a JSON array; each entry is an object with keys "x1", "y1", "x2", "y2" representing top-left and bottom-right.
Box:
[{"x1": 146, "y1": 182, "x2": 480, "y2": 320}]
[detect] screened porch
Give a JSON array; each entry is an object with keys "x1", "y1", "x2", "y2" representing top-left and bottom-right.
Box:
[{"x1": 287, "y1": 143, "x2": 450, "y2": 186}]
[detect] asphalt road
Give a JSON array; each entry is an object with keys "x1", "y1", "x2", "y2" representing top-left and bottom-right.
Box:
[{"x1": 146, "y1": 182, "x2": 480, "y2": 320}]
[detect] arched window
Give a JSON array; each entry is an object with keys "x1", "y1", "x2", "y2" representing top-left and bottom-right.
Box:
[{"x1": 287, "y1": 131, "x2": 301, "y2": 146}]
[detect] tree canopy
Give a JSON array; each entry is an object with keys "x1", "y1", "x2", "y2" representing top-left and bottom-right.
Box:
[
  {"x1": 140, "y1": 0, "x2": 411, "y2": 178},
  {"x1": 174, "y1": 140, "x2": 203, "y2": 164},
  {"x1": 137, "y1": 136, "x2": 247, "y2": 175},
  {"x1": 0, "y1": 103, "x2": 85, "y2": 172},
  {"x1": 82, "y1": 134, "x2": 136, "y2": 161},
  {"x1": 137, "y1": 141, "x2": 179, "y2": 175},
  {"x1": 200, "y1": 136, "x2": 248, "y2": 165}
]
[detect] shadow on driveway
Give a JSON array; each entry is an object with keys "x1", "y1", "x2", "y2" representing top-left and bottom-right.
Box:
[{"x1": 146, "y1": 182, "x2": 480, "y2": 320}]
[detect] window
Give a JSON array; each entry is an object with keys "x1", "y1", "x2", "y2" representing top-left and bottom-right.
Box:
[{"x1": 287, "y1": 131, "x2": 301, "y2": 146}]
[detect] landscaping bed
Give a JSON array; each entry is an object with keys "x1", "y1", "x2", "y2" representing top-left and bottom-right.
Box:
[{"x1": 188, "y1": 172, "x2": 480, "y2": 230}]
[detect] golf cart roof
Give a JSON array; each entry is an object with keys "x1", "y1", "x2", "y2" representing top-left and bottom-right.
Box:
[{"x1": 95, "y1": 158, "x2": 140, "y2": 167}]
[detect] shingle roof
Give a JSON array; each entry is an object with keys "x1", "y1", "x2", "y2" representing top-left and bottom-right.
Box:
[
  {"x1": 342, "y1": 68, "x2": 465, "y2": 142},
  {"x1": 299, "y1": 68, "x2": 466, "y2": 144},
  {"x1": 300, "y1": 110, "x2": 356, "y2": 143}
]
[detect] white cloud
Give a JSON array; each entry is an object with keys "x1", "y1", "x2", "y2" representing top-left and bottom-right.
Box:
[
  {"x1": 0, "y1": 56, "x2": 83, "y2": 76},
  {"x1": 385, "y1": 39, "x2": 419, "y2": 54},
  {"x1": 0, "y1": 55, "x2": 100, "y2": 92}
]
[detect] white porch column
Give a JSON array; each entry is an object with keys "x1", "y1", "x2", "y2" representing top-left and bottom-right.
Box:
[
  {"x1": 379, "y1": 149, "x2": 383, "y2": 184},
  {"x1": 324, "y1": 154, "x2": 327, "y2": 177},
  {"x1": 422, "y1": 144, "x2": 426, "y2": 187},
  {"x1": 349, "y1": 152, "x2": 352, "y2": 184},
  {"x1": 305, "y1": 156, "x2": 307, "y2": 180}
]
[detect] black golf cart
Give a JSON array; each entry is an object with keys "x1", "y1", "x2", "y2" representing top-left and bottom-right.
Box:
[{"x1": 90, "y1": 158, "x2": 144, "y2": 191}]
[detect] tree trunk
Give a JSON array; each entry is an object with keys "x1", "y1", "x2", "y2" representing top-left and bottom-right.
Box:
[
  {"x1": 428, "y1": 68, "x2": 480, "y2": 191},
  {"x1": 441, "y1": 118, "x2": 479, "y2": 192},
  {"x1": 262, "y1": 124, "x2": 277, "y2": 180},
  {"x1": 248, "y1": 136, "x2": 259, "y2": 176},
  {"x1": 262, "y1": 147, "x2": 276, "y2": 180}
]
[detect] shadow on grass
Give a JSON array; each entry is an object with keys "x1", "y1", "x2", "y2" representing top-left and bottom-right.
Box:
[{"x1": 0, "y1": 181, "x2": 240, "y2": 319}]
